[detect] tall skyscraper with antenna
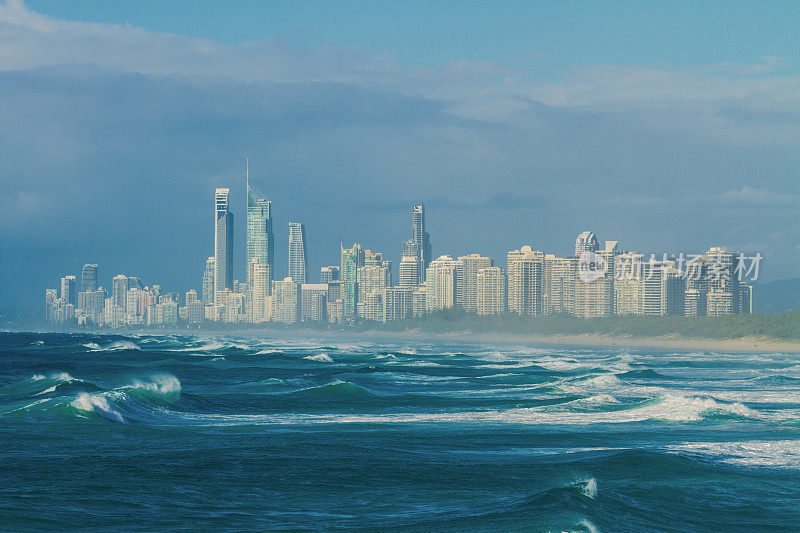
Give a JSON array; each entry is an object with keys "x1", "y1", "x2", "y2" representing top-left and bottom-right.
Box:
[
  {"x1": 402, "y1": 204, "x2": 431, "y2": 283},
  {"x1": 214, "y1": 187, "x2": 233, "y2": 305},
  {"x1": 245, "y1": 159, "x2": 274, "y2": 286}
]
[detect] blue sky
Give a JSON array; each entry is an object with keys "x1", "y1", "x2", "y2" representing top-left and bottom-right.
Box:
[
  {"x1": 1, "y1": 0, "x2": 798, "y2": 316},
  {"x1": 25, "y1": 1, "x2": 800, "y2": 70}
]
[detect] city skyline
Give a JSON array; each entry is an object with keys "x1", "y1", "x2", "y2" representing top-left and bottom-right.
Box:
[
  {"x1": 43, "y1": 177, "x2": 759, "y2": 327},
  {"x1": 28, "y1": 162, "x2": 778, "y2": 319}
]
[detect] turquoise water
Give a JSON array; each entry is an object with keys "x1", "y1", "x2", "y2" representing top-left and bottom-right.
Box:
[{"x1": 1, "y1": 332, "x2": 799, "y2": 531}]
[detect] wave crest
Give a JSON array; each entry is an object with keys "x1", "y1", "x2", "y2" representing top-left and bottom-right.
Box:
[{"x1": 71, "y1": 392, "x2": 124, "y2": 423}]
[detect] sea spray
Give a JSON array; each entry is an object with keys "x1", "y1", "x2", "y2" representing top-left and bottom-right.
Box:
[{"x1": 71, "y1": 392, "x2": 124, "y2": 423}]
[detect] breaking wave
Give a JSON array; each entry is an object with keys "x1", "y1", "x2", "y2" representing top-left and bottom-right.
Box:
[{"x1": 303, "y1": 353, "x2": 334, "y2": 363}]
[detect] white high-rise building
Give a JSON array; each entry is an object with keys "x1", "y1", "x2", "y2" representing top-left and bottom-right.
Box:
[
  {"x1": 250, "y1": 261, "x2": 271, "y2": 323},
  {"x1": 301, "y1": 284, "x2": 328, "y2": 322},
  {"x1": 126, "y1": 287, "x2": 140, "y2": 324},
  {"x1": 574, "y1": 240, "x2": 618, "y2": 318},
  {"x1": 272, "y1": 277, "x2": 300, "y2": 324},
  {"x1": 476, "y1": 267, "x2": 505, "y2": 316},
  {"x1": 614, "y1": 255, "x2": 685, "y2": 316},
  {"x1": 224, "y1": 292, "x2": 244, "y2": 323},
  {"x1": 458, "y1": 254, "x2": 493, "y2": 313},
  {"x1": 246, "y1": 170, "x2": 274, "y2": 290},
  {"x1": 214, "y1": 188, "x2": 233, "y2": 305},
  {"x1": 642, "y1": 260, "x2": 685, "y2": 316},
  {"x1": 412, "y1": 284, "x2": 427, "y2": 316},
  {"x1": 425, "y1": 256, "x2": 464, "y2": 311},
  {"x1": 704, "y1": 246, "x2": 741, "y2": 315},
  {"x1": 362, "y1": 291, "x2": 384, "y2": 322},
  {"x1": 320, "y1": 266, "x2": 339, "y2": 284},
  {"x1": 383, "y1": 286, "x2": 413, "y2": 321},
  {"x1": 202, "y1": 257, "x2": 215, "y2": 305},
  {"x1": 398, "y1": 256, "x2": 421, "y2": 287},
  {"x1": 707, "y1": 291, "x2": 734, "y2": 317},
  {"x1": 112, "y1": 274, "x2": 129, "y2": 310},
  {"x1": 357, "y1": 261, "x2": 391, "y2": 305},
  {"x1": 544, "y1": 255, "x2": 576, "y2": 315},
  {"x1": 507, "y1": 247, "x2": 543, "y2": 316},
  {"x1": 185, "y1": 289, "x2": 198, "y2": 304}
]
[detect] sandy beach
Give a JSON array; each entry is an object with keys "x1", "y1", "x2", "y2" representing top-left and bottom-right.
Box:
[{"x1": 343, "y1": 328, "x2": 800, "y2": 354}]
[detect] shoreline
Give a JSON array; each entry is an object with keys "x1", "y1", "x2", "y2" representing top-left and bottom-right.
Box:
[
  {"x1": 336, "y1": 329, "x2": 800, "y2": 353},
  {"x1": 3, "y1": 327, "x2": 800, "y2": 353}
]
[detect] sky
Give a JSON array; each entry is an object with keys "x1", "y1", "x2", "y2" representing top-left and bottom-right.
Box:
[{"x1": 1, "y1": 0, "x2": 798, "y2": 317}]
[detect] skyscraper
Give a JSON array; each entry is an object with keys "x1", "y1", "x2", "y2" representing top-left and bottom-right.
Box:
[
  {"x1": 704, "y1": 246, "x2": 741, "y2": 315},
  {"x1": 288, "y1": 222, "x2": 307, "y2": 284},
  {"x1": 574, "y1": 240, "x2": 617, "y2": 318},
  {"x1": 402, "y1": 204, "x2": 431, "y2": 282},
  {"x1": 81, "y1": 264, "x2": 98, "y2": 292},
  {"x1": 425, "y1": 255, "x2": 464, "y2": 311},
  {"x1": 60, "y1": 276, "x2": 77, "y2": 306},
  {"x1": 340, "y1": 243, "x2": 364, "y2": 317},
  {"x1": 272, "y1": 277, "x2": 300, "y2": 324},
  {"x1": 112, "y1": 274, "x2": 129, "y2": 310},
  {"x1": 476, "y1": 267, "x2": 506, "y2": 315},
  {"x1": 458, "y1": 254, "x2": 493, "y2": 312},
  {"x1": 507, "y1": 248, "x2": 543, "y2": 317},
  {"x1": 544, "y1": 255, "x2": 576, "y2": 315},
  {"x1": 413, "y1": 205, "x2": 431, "y2": 269},
  {"x1": 320, "y1": 266, "x2": 339, "y2": 284},
  {"x1": 575, "y1": 231, "x2": 599, "y2": 256},
  {"x1": 214, "y1": 188, "x2": 234, "y2": 305},
  {"x1": 202, "y1": 257, "x2": 215, "y2": 304},
  {"x1": 250, "y1": 261, "x2": 271, "y2": 323},
  {"x1": 398, "y1": 255, "x2": 421, "y2": 287},
  {"x1": 246, "y1": 168, "x2": 274, "y2": 288}
]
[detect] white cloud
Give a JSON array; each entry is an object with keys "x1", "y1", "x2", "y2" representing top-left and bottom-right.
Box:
[{"x1": 1, "y1": 0, "x2": 798, "y2": 130}]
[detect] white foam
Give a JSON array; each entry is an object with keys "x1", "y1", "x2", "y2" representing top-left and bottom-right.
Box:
[
  {"x1": 303, "y1": 354, "x2": 334, "y2": 363},
  {"x1": 562, "y1": 394, "x2": 622, "y2": 410},
  {"x1": 31, "y1": 372, "x2": 77, "y2": 382},
  {"x1": 667, "y1": 440, "x2": 800, "y2": 469},
  {"x1": 255, "y1": 349, "x2": 283, "y2": 355},
  {"x1": 406, "y1": 361, "x2": 450, "y2": 367},
  {"x1": 107, "y1": 340, "x2": 140, "y2": 351},
  {"x1": 573, "y1": 374, "x2": 621, "y2": 389},
  {"x1": 129, "y1": 374, "x2": 181, "y2": 395},
  {"x1": 71, "y1": 392, "x2": 124, "y2": 422},
  {"x1": 534, "y1": 356, "x2": 587, "y2": 371},
  {"x1": 575, "y1": 477, "x2": 598, "y2": 499},
  {"x1": 84, "y1": 341, "x2": 140, "y2": 351},
  {"x1": 175, "y1": 340, "x2": 226, "y2": 352},
  {"x1": 575, "y1": 518, "x2": 600, "y2": 533}
]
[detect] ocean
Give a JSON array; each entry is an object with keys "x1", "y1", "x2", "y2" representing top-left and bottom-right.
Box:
[{"x1": 1, "y1": 331, "x2": 799, "y2": 531}]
